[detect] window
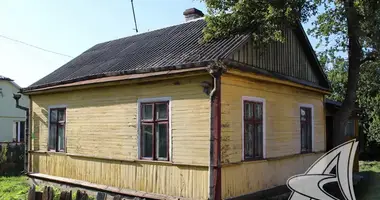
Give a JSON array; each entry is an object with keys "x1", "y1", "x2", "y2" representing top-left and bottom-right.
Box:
[
  {"x1": 345, "y1": 119, "x2": 355, "y2": 136},
  {"x1": 300, "y1": 107, "x2": 312, "y2": 153},
  {"x1": 13, "y1": 121, "x2": 25, "y2": 142},
  {"x1": 139, "y1": 101, "x2": 169, "y2": 161},
  {"x1": 243, "y1": 100, "x2": 264, "y2": 160},
  {"x1": 48, "y1": 108, "x2": 66, "y2": 152}
]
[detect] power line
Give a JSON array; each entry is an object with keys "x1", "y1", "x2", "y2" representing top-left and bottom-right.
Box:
[
  {"x1": 0, "y1": 34, "x2": 73, "y2": 58},
  {"x1": 131, "y1": 0, "x2": 138, "y2": 33}
]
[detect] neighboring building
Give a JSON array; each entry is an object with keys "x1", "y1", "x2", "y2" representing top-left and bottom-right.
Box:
[
  {"x1": 0, "y1": 75, "x2": 28, "y2": 143},
  {"x1": 23, "y1": 8, "x2": 337, "y2": 200}
]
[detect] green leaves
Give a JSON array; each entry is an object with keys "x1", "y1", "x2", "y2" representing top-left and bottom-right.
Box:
[
  {"x1": 202, "y1": 0, "x2": 379, "y2": 63},
  {"x1": 326, "y1": 57, "x2": 348, "y2": 102},
  {"x1": 356, "y1": 62, "x2": 380, "y2": 143},
  {"x1": 201, "y1": 0, "x2": 316, "y2": 45},
  {"x1": 328, "y1": 60, "x2": 380, "y2": 143}
]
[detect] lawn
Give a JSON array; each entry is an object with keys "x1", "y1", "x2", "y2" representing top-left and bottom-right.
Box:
[
  {"x1": 0, "y1": 176, "x2": 29, "y2": 200},
  {"x1": 360, "y1": 161, "x2": 380, "y2": 172},
  {"x1": 0, "y1": 176, "x2": 95, "y2": 200}
]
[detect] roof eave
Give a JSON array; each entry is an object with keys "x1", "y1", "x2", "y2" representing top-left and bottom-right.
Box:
[
  {"x1": 22, "y1": 65, "x2": 211, "y2": 94},
  {"x1": 222, "y1": 59, "x2": 331, "y2": 94}
]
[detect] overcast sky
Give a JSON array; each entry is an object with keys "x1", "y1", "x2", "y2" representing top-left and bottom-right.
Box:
[{"x1": 0, "y1": 1, "x2": 317, "y2": 88}]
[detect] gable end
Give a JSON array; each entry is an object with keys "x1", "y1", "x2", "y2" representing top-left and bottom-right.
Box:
[{"x1": 228, "y1": 27, "x2": 329, "y2": 89}]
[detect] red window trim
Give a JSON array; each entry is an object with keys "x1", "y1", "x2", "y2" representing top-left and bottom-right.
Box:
[
  {"x1": 140, "y1": 101, "x2": 169, "y2": 161},
  {"x1": 48, "y1": 108, "x2": 66, "y2": 152},
  {"x1": 300, "y1": 107, "x2": 312, "y2": 153},
  {"x1": 243, "y1": 100, "x2": 264, "y2": 160}
]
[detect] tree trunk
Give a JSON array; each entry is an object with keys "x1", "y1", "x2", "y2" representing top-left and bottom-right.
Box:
[{"x1": 333, "y1": 0, "x2": 362, "y2": 146}]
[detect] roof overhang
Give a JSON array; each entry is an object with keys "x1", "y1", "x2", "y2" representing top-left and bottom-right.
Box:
[
  {"x1": 325, "y1": 98, "x2": 361, "y2": 118},
  {"x1": 23, "y1": 59, "x2": 331, "y2": 95},
  {"x1": 22, "y1": 66, "x2": 209, "y2": 95},
  {"x1": 223, "y1": 59, "x2": 331, "y2": 94}
]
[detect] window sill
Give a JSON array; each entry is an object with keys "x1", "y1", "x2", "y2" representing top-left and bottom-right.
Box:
[
  {"x1": 241, "y1": 158, "x2": 267, "y2": 164},
  {"x1": 47, "y1": 150, "x2": 66, "y2": 155},
  {"x1": 137, "y1": 159, "x2": 172, "y2": 165},
  {"x1": 267, "y1": 151, "x2": 324, "y2": 161},
  {"x1": 224, "y1": 151, "x2": 326, "y2": 167},
  {"x1": 300, "y1": 151, "x2": 324, "y2": 156}
]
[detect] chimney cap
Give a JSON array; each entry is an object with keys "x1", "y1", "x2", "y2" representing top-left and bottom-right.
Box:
[{"x1": 183, "y1": 8, "x2": 204, "y2": 17}]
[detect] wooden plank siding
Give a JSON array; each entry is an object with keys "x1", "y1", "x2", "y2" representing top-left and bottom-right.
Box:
[
  {"x1": 29, "y1": 74, "x2": 211, "y2": 199},
  {"x1": 30, "y1": 153, "x2": 208, "y2": 199},
  {"x1": 220, "y1": 72, "x2": 326, "y2": 198},
  {"x1": 221, "y1": 152, "x2": 323, "y2": 199},
  {"x1": 221, "y1": 73, "x2": 325, "y2": 163},
  {"x1": 229, "y1": 28, "x2": 319, "y2": 84}
]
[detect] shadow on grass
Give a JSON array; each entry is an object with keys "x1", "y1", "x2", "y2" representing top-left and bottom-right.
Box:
[{"x1": 354, "y1": 171, "x2": 380, "y2": 200}]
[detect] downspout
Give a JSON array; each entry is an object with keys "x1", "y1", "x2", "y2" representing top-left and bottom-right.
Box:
[
  {"x1": 208, "y1": 62, "x2": 223, "y2": 200},
  {"x1": 13, "y1": 93, "x2": 29, "y2": 174}
]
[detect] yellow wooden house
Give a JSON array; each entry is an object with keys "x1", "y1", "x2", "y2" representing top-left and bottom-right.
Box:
[{"x1": 23, "y1": 8, "x2": 334, "y2": 200}]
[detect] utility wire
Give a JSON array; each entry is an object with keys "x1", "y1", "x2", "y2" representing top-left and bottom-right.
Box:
[
  {"x1": 0, "y1": 34, "x2": 73, "y2": 58},
  {"x1": 131, "y1": 0, "x2": 138, "y2": 33}
]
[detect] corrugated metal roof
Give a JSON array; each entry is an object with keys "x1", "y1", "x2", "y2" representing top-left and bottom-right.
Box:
[{"x1": 27, "y1": 19, "x2": 249, "y2": 90}]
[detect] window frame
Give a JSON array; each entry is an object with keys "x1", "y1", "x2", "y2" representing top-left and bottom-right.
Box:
[
  {"x1": 241, "y1": 96, "x2": 266, "y2": 161},
  {"x1": 13, "y1": 121, "x2": 25, "y2": 142},
  {"x1": 48, "y1": 105, "x2": 67, "y2": 152},
  {"x1": 299, "y1": 104, "x2": 314, "y2": 153},
  {"x1": 137, "y1": 97, "x2": 171, "y2": 161}
]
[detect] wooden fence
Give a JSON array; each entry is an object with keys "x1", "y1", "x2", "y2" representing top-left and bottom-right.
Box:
[
  {"x1": 28, "y1": 186, "x2": 142, "y2": 200},
  {"x1": 0, "y1": 142, "x2": 24, "y2": 175}
]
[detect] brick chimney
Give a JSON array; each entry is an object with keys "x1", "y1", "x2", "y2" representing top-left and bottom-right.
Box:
[{"x1": 183, "y1": 8, "x2": 204, "y2": 21}]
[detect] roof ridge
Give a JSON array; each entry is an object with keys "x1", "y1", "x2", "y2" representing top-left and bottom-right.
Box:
[{"x1": 92, "y1": 18, "x2": 206, "y2": 50}]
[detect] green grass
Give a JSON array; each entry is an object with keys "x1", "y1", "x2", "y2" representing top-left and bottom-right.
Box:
[
  {"x1": 0, "y1": 176, "x2": 29, "y2": 200},
  {"x1": 0, "y1": 176, "x2": 95, "y2": 200},
  {"x1": 360, "y1": 161, "x2": 380, "y2": 172}
]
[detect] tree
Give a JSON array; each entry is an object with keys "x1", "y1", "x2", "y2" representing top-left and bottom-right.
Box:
[
  {"x1": 202, "y1": 0, "x2": 380, "y2": 145},
  {"x1": 327, "y1": 59, "x2": 380, "y2": 148},
  {"x1": 358, "y1": 62, "x2": 380, "y2": 143}
]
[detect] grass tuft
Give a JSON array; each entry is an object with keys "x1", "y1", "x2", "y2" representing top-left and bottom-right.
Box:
[
  {"x1": 0, "y1": 176, "x2": 29, "y2": 200},
  {"x1": 360, "y1": 161, "x2": 380, "y2": 172}
]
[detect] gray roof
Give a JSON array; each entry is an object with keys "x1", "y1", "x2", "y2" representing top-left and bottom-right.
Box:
[
  {"x1": 0, "y1": 75, "x2": 22, "y2": 89},
  {"x1": 27, "y1": 19, "x2": 249, "y2": 90},
  {"x1": 325, "y1": 98, "x2": 342, "y2": 107},
  {"x1": 0, "y1": 75, "x2": 13, "y2": 81}
]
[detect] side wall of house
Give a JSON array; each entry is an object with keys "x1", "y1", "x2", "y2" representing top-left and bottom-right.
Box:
[
  {"x1": 30, "y1": 74, "x2": 211, "y2": 200},
  {"x1": 221, "y1": 72, "x2": 326, "y2": 199}
]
